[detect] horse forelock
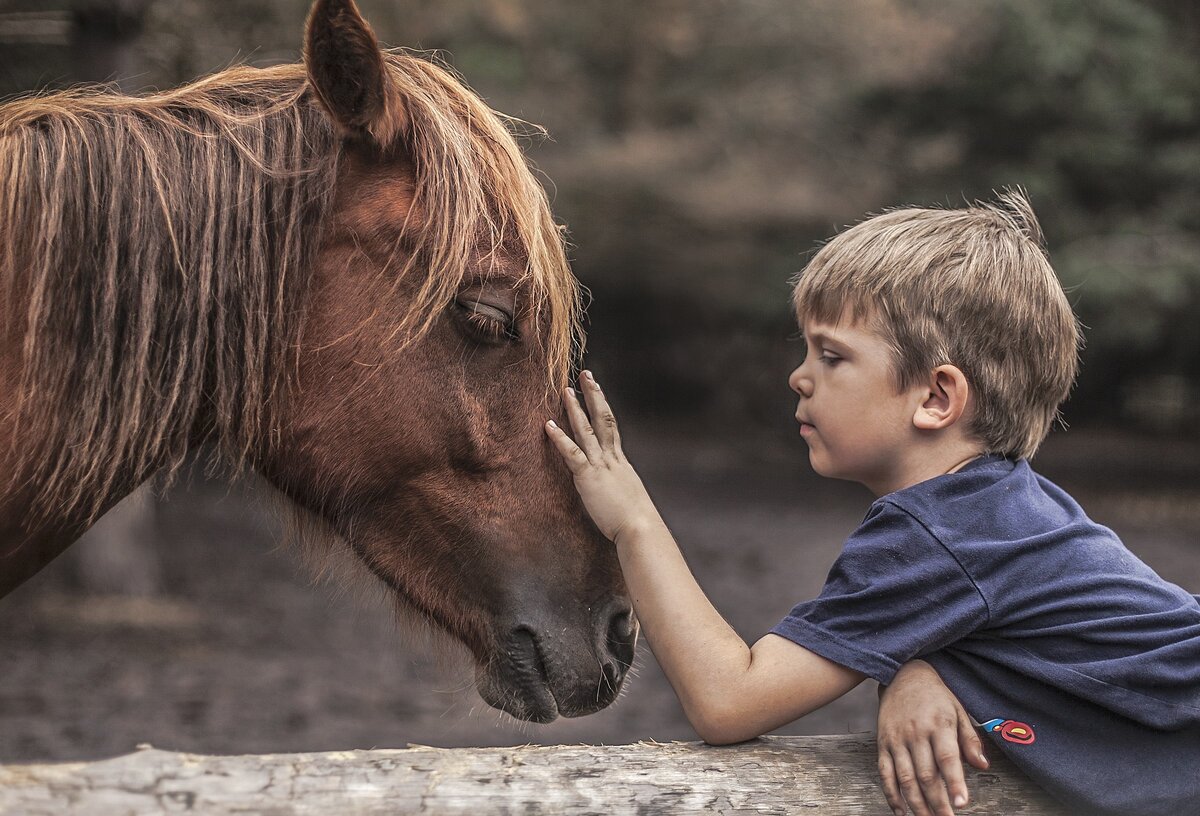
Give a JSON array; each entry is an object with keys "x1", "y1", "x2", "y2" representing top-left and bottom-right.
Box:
[
  {"x1": 377, "y1": 51, "x2": 584, "y2": 390},
  {"x1": 0, "y1": 52, "x2": 581, "y2": 527}
]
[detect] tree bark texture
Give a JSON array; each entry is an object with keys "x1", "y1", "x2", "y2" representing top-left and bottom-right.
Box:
[{"x1": 0, "y1": 735, "x2": 1071, "y2": 815}]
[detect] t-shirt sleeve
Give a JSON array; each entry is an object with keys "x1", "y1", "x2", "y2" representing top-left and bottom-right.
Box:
[{"x1": 770, "y1": 500, "x2": 989, "y2": 685}]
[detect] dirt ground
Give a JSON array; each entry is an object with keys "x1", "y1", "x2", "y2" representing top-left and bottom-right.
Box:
[{"x1": 1, "y1": 424, "x2": 1198, "y2": 763}]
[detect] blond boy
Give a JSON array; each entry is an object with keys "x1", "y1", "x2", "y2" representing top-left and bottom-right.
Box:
[{"x1": 546, "y1": 190, "x2": 1200, "y2": 816}]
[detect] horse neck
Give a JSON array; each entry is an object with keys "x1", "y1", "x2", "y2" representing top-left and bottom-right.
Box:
[
  {"x1": 0, "y1": 93, "x2": 339, "y2": 550},
  {"x1": 0, "y1": 268, "x2": 98, "y2": 594}
]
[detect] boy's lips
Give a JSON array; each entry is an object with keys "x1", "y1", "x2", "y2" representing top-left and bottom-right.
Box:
[{"x1": 797, "y1": 420, "x2": 816, "y2": 437}]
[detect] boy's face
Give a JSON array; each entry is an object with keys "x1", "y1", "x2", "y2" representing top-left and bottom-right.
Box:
[{"x1": 788, "y1": 310, "x2": 928, "y2": 496}]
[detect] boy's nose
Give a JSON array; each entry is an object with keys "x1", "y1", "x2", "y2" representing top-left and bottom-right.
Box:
[{"x1": 788, "y1": 363, "x2": 812, "y2": 397}]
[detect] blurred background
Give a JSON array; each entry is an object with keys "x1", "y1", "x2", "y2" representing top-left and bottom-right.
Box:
[{"x1": 1, "y1": 0, "x2": 1198, "y2": 762}]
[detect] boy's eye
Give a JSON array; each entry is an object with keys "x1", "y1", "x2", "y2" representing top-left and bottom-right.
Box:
[{"x1": 818, "y1": 351, "x2": 842, "y2": 366}]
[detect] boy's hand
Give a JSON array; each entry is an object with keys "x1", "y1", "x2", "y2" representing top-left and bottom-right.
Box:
[
  {"x1": 544, "y1": 371, "x2": 662, "y2": 544},
  {"x1": 877, "y1": 660, "x2": 989, "y2": 816}
]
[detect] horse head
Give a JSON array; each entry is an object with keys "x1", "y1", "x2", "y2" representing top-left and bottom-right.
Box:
[{"x1": 256, "y1": 0, "x2": 636, "y2": 722}]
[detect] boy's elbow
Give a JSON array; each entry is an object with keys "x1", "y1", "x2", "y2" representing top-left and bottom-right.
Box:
[
  {"x1": 695, "y1": 720, "x2": 759, "y2": 746},
  {"x1": 689, "y1": 703, "x2": 762, "y2": 746},
  {"x1": 698, "y1": 727, "x2": 750, "y2": 746}
]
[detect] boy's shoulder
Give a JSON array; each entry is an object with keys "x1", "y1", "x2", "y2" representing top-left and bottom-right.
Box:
[
  {"x1": 876, "y1": 455, "x2": 1088, "y2": 550},
  {"x1": 865, "y1": 455, "x2": 1194, "y2": 629},
  {"x1": 857, "y1": 455, "x2": 1154, "y2": 601}
]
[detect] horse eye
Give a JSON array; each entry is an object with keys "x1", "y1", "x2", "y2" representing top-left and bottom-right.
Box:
[{"x1": 455, "y1": 297, "x2": 519, "y2": 344}]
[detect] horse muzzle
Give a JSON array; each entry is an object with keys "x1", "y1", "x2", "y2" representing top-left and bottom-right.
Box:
[{"x1": 476, "y1": 595, "x2": 637, "y2": 723}]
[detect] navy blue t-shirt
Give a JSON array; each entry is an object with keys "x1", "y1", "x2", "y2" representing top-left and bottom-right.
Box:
[{"x1": 771, "y1": 456, "x2": 1200, "y2": 816}]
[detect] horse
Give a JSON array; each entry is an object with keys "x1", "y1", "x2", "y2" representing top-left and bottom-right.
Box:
[{"x1": 0, "y1": 0, "x2": 635, "y2": 725}]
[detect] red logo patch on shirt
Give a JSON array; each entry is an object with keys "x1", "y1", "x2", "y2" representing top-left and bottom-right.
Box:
[{"x1": 982, "y1": 718, "x2": 1036, "y2": 745}]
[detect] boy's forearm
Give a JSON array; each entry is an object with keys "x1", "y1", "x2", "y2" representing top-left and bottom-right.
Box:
[{"x1": 615, "y1": 517, "x2": 753, "y2": 735}]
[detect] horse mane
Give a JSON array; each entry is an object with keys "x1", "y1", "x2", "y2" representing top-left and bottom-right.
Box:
[{"x1": 0, "y1": 52, "x2": 581, "y2": 525}]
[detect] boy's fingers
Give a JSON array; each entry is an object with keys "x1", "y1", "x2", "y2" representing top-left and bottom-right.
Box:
[
  {"x1": 580, "y1": 371, "x2": 622, "y2": 454},
  {"x1": 958, "y1": 708, "x2": 989, "y2": 770},
  {"x1": 909, "y1": 741, "x2": 952, "y2": 816},
  {"x1": 544, "y1": 420, "x2": 590, "y2": 474},
  {"x1": 932, "y1": 730, "x2": 970, "y2": 811},
  {"x1": 877, "y1": 750, "x2": 907, "y2": 815},
  {"x1": 891, "y1": 750, "x2": 934, "y2": 816},
  {"x1": 561, "y1": 387, "x2": 600, "y2": 460}
]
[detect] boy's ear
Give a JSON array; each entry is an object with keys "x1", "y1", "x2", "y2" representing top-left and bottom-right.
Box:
[{"x1": 913, "y1": 365, "x2": 970, "y2": 431}]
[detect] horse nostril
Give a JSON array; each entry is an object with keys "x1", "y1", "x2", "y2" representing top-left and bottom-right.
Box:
[
  {"x1": 603, "y1": 603, "x2": 636, "y2": 681},
  {"x1": 609, "y1": 605, "x2": 636, "y2": 642},
  {"x1": 601, "y1": 659, "x2": 623, "y2": 689}
]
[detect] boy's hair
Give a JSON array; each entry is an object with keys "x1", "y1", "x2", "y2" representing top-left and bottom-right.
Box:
[{"x1": 793, "y1": 189, "x2": 1081, "y2": 460}]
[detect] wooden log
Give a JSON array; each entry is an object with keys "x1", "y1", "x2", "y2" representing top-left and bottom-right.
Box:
[{"x1": 0, "y1": 735, "x2": 1070, "y2": 815}]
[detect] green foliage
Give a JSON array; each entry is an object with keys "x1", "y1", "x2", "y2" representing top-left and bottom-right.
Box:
[{"x1": 861, "y1": 0, "x2": 1200, "y2": 420}]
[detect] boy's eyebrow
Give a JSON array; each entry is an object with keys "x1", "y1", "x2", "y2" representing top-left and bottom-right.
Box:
[{"x1": 803, "y1": 328, "x2": 851, "y2": 348}]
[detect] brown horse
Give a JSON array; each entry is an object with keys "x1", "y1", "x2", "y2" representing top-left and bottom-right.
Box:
[{"x1": 0, "y1": 0, "x2": 635, "y2": 724}]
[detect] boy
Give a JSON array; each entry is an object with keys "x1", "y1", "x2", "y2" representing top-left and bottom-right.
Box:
[{"x1": 545, "y1": 190, "x2": 1200, "y2": 816}]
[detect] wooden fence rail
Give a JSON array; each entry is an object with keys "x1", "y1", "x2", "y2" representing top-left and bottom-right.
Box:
[{"x1": 0, "y1": 735, "x2": 1069, "y2": 815}]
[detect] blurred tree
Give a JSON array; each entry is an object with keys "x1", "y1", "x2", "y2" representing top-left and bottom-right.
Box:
[
  {"x1": 70, "y1": 0, "x2": 149, "y2": 87},
  {"x1": 1150, "y1": 0, "x2": 1200, "y2": 46},
  {"x1": 859, "y1": 0, "x2": 1200, "y2": 427},
  {"x1": 0, "y1": 4, "x2": 71, "y2": 95}
]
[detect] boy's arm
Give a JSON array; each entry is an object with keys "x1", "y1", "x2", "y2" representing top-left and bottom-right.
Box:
[
  {"x1": 545, "y1": 373, "x2": 864, "y2": 745},
  {"x1": 877, "y1": 660, "x2": 990, "y2": 816},
  {"x1": 616, "y1": 513, "x2": 864, "y2": 743}
]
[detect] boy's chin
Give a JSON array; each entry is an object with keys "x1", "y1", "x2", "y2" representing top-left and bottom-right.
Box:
[
  {"x1": 807, "y1": 451, "x2": 858, "y2": 485},
  {"x1": 806, "y1": 449, "x2": 834, "y2": 478}
]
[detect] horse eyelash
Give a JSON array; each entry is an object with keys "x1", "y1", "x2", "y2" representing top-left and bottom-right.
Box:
[{"x1": 465, "y1": 308, "x2": 519, "y2": 343}]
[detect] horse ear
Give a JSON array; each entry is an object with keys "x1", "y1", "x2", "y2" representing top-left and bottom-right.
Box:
[{"x1": 304, "y1": 0, "x2": 406, "y2": 147}]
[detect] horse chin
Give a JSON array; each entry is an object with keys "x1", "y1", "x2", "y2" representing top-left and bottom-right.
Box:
[
  {"x1": 474, "y1": 627, "x2": 563, "y2": 723},
  {"x1": 475, "y1": 669, "x2": 559, "y2": 724}
]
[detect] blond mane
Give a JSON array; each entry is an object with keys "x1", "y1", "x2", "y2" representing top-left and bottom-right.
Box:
[{"x1": 0, "y1": 52, "x2": 581, "y2": 524}]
